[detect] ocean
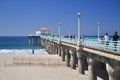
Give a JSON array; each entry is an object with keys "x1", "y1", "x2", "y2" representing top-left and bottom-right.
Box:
[
  {"x1": 0, "y1": 36, "x2": 110, "y2": 54},
  {"x1": 0, "y1": 36, "x2": 48, "y2": 54}
]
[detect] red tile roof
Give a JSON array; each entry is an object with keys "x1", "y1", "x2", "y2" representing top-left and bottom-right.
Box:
[{"x1": 37, "y1": 27, "x2": 51, "y2": 32}]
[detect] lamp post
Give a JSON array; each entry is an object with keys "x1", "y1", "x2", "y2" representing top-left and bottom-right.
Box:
[
  {"x1": 77, "y1": 12, "x2": 81, "y2": 46},
  {"x1": 58, "y1": 22, "x2": 61, "y2": 42},
  {"x1": 98, "y1": 21, "x2": 100, "y2": 41},
  {"x1": 57, "y1": 22, "x2": 61, "y2": 56},
  {"x1": 76, "y1": 12, "x2": 85, "y2": 74}
]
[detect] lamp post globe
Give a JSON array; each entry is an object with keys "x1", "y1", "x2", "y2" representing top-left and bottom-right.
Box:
[
  {"x1": 77, "y1": 12, "x2": 80, "y2": 17},
  {"x1": 58, "y1": 22, "x2": 60, "y2": 26},
  {"x1": 98, "y1": 21, "x2": 100, "y2": 25}
]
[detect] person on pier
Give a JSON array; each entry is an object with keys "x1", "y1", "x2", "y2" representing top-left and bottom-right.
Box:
[
  {"x1": 104, "y1": 33, "x2": 110, "y2": 45},
  {"x1": 112, "y1": 31, "x2": 119, "y2": 51}
]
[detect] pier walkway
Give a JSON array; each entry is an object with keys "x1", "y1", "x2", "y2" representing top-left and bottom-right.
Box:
[{"x1": 41, "y1": 36, "x2": 120, "y2": 53}]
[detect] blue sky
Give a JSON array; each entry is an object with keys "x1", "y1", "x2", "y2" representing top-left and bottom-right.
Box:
[{"x1": 0, "y1": 0, "x2": 120, "y2": 36}]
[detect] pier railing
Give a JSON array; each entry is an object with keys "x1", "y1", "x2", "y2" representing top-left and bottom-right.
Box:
[
  {"x1": 84, "y1": 39, "x2": 120, "y2": 52},
  {"x1": 41, "y1": 35, "x2": 120, "y2": 53}
]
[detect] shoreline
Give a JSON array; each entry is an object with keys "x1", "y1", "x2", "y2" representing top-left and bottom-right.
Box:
[{"x1": 0, "y1": 49, "x2": 48, "y2": 55}]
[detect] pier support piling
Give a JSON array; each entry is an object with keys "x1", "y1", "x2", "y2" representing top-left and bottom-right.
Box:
[
  {"x1": 78, "y1": 55, "x2": 86, "y2": 74},
  {"x1": 76, "y1": 45, "x2": 86, "y2": 74},
  {"x1": 28, "y1": 38, "x2": 31, "y2": 45},
  {"x1": 31, "y1": 37, "x2": 34, "y2": 45},
  {"x1": 58, "y1": 43, "x2": 61, "y2": 56},
  {"x1": 70, "y1": 49, "x2": 77, "y2": 69},
  {"x1": 65, "y1": 48, "x2": 71, "y2": 67},
  {"x1": 88, "y1": 58, "x2": 97, "y2": 80},
  {"x1": 66, "y1": 54, "x2": 71, "y2": 67},
  {"x1": 54, "y1": 43, "x2": 58, "y2": 54},
  {"x1": 61, "y1": 46, "x2": 66, "y2": 61},
  {"x1": 106, "y1": 63, "x2": 120, "y2": 80}
]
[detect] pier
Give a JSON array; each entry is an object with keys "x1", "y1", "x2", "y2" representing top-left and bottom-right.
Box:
[
  {"x1": 27, "y1": 12, "x2": 120, "y2": 80},
  {"x1": 39, "y1": 35, "x2": 120, "y2": 80},
  {"x1": 27, "y1": 35, "x2": 40, "y2": 45}
]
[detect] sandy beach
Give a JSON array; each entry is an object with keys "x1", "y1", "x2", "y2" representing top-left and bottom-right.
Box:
[{"x1": 0, "y1": 54, "x2": 102, "y2": 80}]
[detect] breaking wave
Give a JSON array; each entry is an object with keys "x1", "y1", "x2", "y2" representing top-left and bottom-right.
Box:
[{"x1": 0, "y1": 49, "x2": 48, "y2": 55}]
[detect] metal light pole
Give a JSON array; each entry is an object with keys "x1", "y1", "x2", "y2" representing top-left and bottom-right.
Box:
[
  {"x1": 76, "y1": 12, "x2": 85, "y2": 74},
  {"x1": 58, "y1": 22, "x2": 61, "y2": 42},
  {"x1": 98, "y1": 21, "x2": 100, "y2": 41},
  {"x1": 77, "y1": 12, "x2": 81, "y2": 46}
]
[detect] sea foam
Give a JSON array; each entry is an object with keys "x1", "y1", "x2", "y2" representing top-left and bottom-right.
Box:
[{"x1": 0, "y1": 49, "x2": 48, "y2": 55}]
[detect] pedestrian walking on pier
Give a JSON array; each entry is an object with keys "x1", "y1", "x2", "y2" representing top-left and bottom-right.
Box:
[
  {"x1": 104, "y1": 33, "x2": 110, "y2": 49},
  {"x1": 104, "y1": 33, "x2": 110, "y2": 45},
  {"x1": 112, "y1": 31, "x2": 119, "y2": 51}
]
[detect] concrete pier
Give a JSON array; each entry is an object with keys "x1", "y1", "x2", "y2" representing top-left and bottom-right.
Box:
[
  {"x1": 39, "y1": 36, "x2": 120, "y2": 80},
  {"x1": 76, "y1": 46, "x2": 86, "y2": 74},
  {"x1": 27, "y1": 10, "x2": 120, "y2": 80},
  {"x1": 54, "y1": 43, "x2": 58, "y2": 54},
  {"x1": 65, "y1": 48, "x2": 71, "y2": 67},
  {"x1": 70, "y1": 48, "x2": 77, "y2": 69},
  {"x1": 88, "y1": 58, "x2": 97, "y2": 80},
  {"x1": 61, "y1": 46, "x2": 66, "y2": 61},
  {"x1": 58, "y1": 42, "x2": 61, "y2": 56},
  {"x1": 28, "y1": 36, "x2": 40, "y2": 45},
  {"x1": 106, "y1": 63, "x2": 120, "y2": 80},
  {"x1": 77, "y1": 55, "x2": 86, "y2": 74}
]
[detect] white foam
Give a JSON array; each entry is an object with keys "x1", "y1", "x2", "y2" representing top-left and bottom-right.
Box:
[{"x1": 0, "y1": 49, "x2": 48, "y2": 55}]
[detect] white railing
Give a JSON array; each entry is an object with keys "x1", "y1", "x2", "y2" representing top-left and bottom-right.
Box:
[{"x1": 41, "y1": 35, "x2": 120, "y2": 53}]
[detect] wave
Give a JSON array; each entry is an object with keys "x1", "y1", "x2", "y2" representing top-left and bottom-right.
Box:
[{"x1": 0, "y1": 49, "x2": 48, "y2": 55}]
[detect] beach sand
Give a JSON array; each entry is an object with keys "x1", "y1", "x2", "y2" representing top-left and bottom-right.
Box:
[{"x1": 0, "y1": 54, "x2": 102, "y2": 80}]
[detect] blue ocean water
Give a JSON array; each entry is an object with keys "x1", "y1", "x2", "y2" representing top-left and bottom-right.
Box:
[
  {"x1": 0, "y1": 36, "x2": 111, "y2": 54},
  {"x1": 0, "y1": 36, "x2": 48, "y2": 54},
  {"x1": 0, "y1": 36, "x2": 43, "y2": 49}
]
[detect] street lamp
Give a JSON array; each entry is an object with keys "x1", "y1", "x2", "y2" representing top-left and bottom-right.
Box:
[
  {"x1": 58, "y1": 22, "x2": 61, "y2": 42},
  {"x1": 98, "y1": 21, "x2": 100, "y2": 41},
  {"x1": 77, "y1": 12, "x2": 81, "y2": 46}
]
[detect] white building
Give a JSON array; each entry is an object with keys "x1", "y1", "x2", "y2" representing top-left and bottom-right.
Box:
[{"x1": 35, "y1": 27, "x2": 51, "y2": 36}]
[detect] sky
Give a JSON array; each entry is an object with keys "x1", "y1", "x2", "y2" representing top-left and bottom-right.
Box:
[{"x1": 0, "y1": 0, "x2": 120, "y2": 36}]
